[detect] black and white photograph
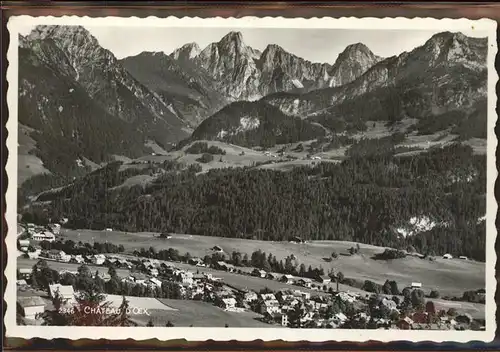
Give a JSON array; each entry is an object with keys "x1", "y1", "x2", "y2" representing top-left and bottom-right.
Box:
[{"x1": 4, "y1": 15, "x2": 497, "y2": 342}]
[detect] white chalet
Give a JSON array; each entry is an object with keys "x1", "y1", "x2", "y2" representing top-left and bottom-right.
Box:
[
  {"x1": 32, "y1": 231, "x2": 55, "y2": 242},
  {"x1": 411, "y1": 282, "x2": 422, "y2": 289},
  {"x1": 92, "y1": 254, "x2": 106, "y2": 265}
]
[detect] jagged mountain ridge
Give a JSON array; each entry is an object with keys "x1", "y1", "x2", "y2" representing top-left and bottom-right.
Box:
[
  {"x1": 262, "y1": 32, "x2": 488, "y2": 138},
  {"x1": 19, "y1": 25, "x2": 192, "y2": 177},
  {"x1": 170, "y1": 31, "x2": 383, "y2": 102},
  {"x1": 25, "y1": 26, "x2": 190, "y2": 143},
  {"x1": 120, "y1": 51, "x2": 227, "y2": 127}
]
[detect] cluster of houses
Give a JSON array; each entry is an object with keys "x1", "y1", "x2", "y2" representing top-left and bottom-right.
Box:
[
  {"x1": 34, "y1": 250, "x2": 132, "y2": 268},
  {"x1": 249, "y1": 268, "x2": 330, "y2": 288},
  {"x1": 20, "y1": 222, "x2": 62, "y2": 243}
]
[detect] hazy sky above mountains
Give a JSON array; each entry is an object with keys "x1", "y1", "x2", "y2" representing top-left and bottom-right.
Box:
[{"x1": 19, "y1": 25, "x2": 486, "y2": 63}]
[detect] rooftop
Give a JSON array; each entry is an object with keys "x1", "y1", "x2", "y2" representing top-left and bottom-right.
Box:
[{"x1": 17, "y1": 296, "x2": 46, "y2": 308}]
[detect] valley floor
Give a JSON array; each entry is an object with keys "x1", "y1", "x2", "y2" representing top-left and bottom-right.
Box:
[{"x1": 55, "y1": 229, "x2": 485, "y2": 298}]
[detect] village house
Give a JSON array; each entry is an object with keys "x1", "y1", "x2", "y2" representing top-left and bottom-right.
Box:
[
  {"x1": 92, "y1": 254, "x2": 106, "y2": 265},
  {"x1": 332, "y1": 312, "x2": 348, "y2": 325},
  {"x1": 220, "y1": 297, "x2": 237, "y2": 310},
  {"x1": 18, "y1": 268, "x2": 33, "y2": 279},
  {"x1": 189, "y1": 257, "x2": 205, "y2": 266},
  {"x1": 148, "y1": 267, "x2": 159, "y2": 277},
  {"x1": 18, "y1": 239, "x2": 30, "y2": 251},
  {"x1": 276, "y1": 291, "x2": 294, "y2": 302},
  {"x1": 177, "y1": 271, "x2": 194, "y2": 286},
  {"x1": 259, "y1": 299, "x2": 281, "y2": 315},
  {"x1": 69, "y1": 255, "x2": 84, "y2": 264},
  {"x1": 265, "y1": 312, "x2": 289, "y2": 326},
  {"x1": 396, "y1": 316, "x2": 414, "y2": 330},
  {"x1": 411, "y1": 282, "x2": 422, "y2": 289},
  {"x1": 316, "y1": 275, "x2": 331, "y2": 285},
  {"x1": 212, "y1": 245, "x2": 224, "y2": 253},
  {"x1": 49, "y1": 223, "x2": 61, "y2": 235},
  {"x1": 17, "y1": 279, "x2": 28, "y2": 286},
  {"x1": 130, "y1": 273, "x2": 148, "y2": 285},
  {"x1": 17, "y1": 296, "x2": 46, "y2": 320},
  {"x1": 289, "y1": 236, "x2": 305, "y2": 244},
  {"x1": 104, "y1": 258, "x2": 118, "y2": 266},
  {"x1": 116, "y1": 259, "x2": 132, "y2": 269},
  {"x1": 280, "y1": 274, "x2": 295, "y2": 284},
  {"x1": 266, "y1": 272, "x2": 281, "y2": 280},
  {"x1": 216, "y1": 261, "x2": 236, "y2": 272},
  {"x1": 244, "y1": 291, "x2": 258, "y2": 303},
  {"x1": 93, "y1": 271, "x2": 111, "y2": 281},
  {"x1": 297, "y1": 278, "x2": 312, "y2": 288},
  {"x1": 45, "y1": 249, "x2": 70, "y2": 262},
  {"x1": 252, "y1": 268, "x2": 267, "y2": 278},
  {"x1": 192, "y1": 273, "x2": 206, "y2": 282},
  {"x1": 48, "y1": 284, "x2": 75, "y2": 303},
  {"x1": 148, "y1": 277, "x2": 163, "y2": 289},
  {"x1": 159, "y1": 232, "x2": 172, "y2": 239},
  {"x1": 337, "y1": 292, "x2": 357, "y2": 303},
  {"x1": 32, "y1": 231, "x2": 56, "y2": 242},
  {"x1": 260, "y1": 293, "x2": 277, "y2": 301},
  {"x1": 27, "y1": 249, "x2": 41, "y2": 260},
  {"x1": 292, "y1": 290, "x2": 311, "y2": 300},
  {"x1": 381, "y1": 297, "x2": 398, "y2": 311}
]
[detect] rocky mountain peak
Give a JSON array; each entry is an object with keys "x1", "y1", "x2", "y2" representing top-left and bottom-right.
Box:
[
  {"x1": 415, "y1": 31, "x2": 487, "y2": 70},
  {"x1": 339, "y1": 42, "x2": 376, "y2": 59},
  {"x1": 27, "y1": 25, "x2": 99, "y2": 47},
  {"x1": 219, "y1": 31, "x2": 244, "y2": 46},
  {"x1": 327, "y1": 42, "x2": 383, "y2": 87},
  {"x1": 170, "y1": 42, "x2": 201, "y2": 61}
]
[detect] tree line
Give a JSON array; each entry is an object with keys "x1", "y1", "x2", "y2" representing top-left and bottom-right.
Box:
[{"x1": 24, "y1": 143, "x2": 486, "y2": 261}]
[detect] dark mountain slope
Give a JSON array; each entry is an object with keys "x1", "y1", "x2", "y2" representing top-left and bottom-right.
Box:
[
  {"x1": 18, "y1": 40, "x2": 149, "y2": 176},
  {"x1": 25, "y1": 25, "x2": 190, "y2": 145},
  {"x1": 120, "y1": 51, "x2": 227, "y2": 127},
  {"x1": 190, "y1": 101, "x2": 326, "y2": 148}
]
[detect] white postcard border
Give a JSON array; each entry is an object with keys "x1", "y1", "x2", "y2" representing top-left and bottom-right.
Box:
[{"x1": 5, "y1": 15, "x2": 498, "y2": 343}]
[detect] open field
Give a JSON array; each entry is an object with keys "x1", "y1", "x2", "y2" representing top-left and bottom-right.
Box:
[
  {"x1": 57, "y1": 229, "x2": 485, "y2": 298},
  {"x1": 137, "y1": 299, "x2": 271, "y2": 327},
  {"x1": 105, "y1": 294, "x2": 176, "y2": 311},
  {"x1": 257, "y1": 158, "x2": 341, "y2": 171}
]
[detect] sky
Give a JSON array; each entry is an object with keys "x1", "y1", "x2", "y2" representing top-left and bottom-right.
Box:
[{"x1": 18, "y1": 25, "x2": 487, "y2": 63}]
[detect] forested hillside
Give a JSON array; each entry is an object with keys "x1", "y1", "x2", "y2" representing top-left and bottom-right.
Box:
[{"x1": 25, "y1": 143, "x2": 486, "y2": 261}]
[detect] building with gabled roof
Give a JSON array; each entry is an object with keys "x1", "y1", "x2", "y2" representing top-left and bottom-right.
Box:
[
  {"x1": 17, "y1": 296, "x2": 46, "y2": 319},
  {"x1": 48, "y1": 284, "x2": 75, "y2": 302}
]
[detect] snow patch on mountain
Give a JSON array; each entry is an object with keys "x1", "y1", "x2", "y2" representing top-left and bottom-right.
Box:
[
  {"x1": 396, "y1": 216, "x2": 442, "y2": 238},
  {"x1": 292, "y1": 79, "x2": 304, "y2": 88},
  {"x1": 239, "y1": 116, "x2": 260, "y2": 131}
]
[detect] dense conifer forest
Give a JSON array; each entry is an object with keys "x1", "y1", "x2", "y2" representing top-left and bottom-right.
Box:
[{"x1": 23, "y1": 143, "x2": 486, "y2": 261}]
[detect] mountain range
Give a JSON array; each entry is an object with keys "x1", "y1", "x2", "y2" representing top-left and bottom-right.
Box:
[{"x1": 18, "y1": 26, "x2": 488, "y2": 178}]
